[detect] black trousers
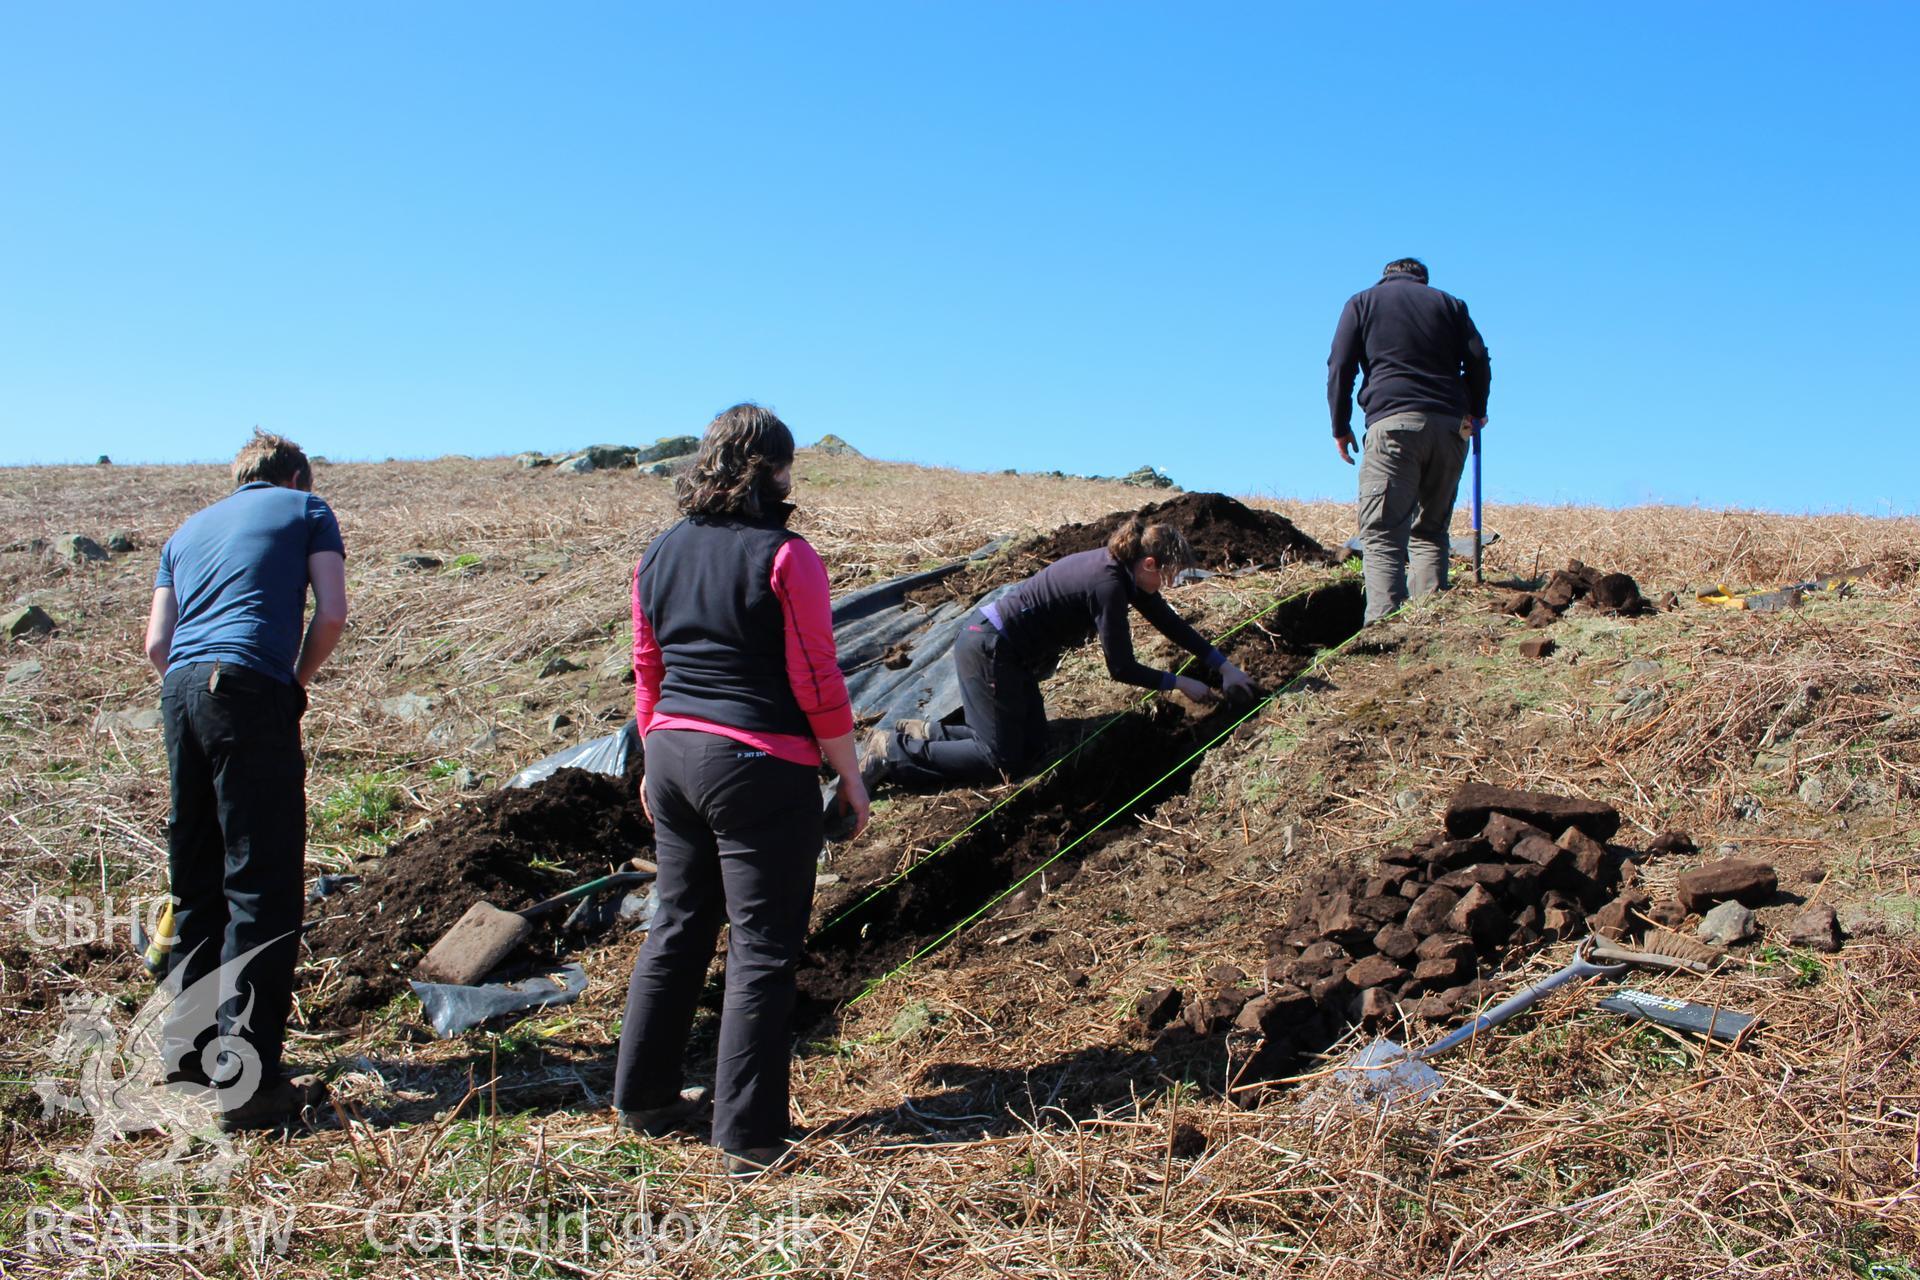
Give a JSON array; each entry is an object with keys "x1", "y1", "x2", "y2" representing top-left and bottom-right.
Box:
[
  {"x1": 161, "y1": 661, "x2": 308, "y2": 1084},
  {"x1": 613, "y1": 729, "x2": 822, "y2": 1150},
  {"x1": 885, "y1": 620, "x2": 1048, "y2": 786}
]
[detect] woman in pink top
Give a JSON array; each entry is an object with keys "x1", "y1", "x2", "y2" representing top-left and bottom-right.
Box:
[{"x1": 612, "y1": 404, "x2": 868, "y2": 1177}]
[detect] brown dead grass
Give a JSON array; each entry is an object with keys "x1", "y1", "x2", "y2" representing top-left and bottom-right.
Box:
[{"x1": 2, "y1": 454, "x2": 1917, "y2": 1278}]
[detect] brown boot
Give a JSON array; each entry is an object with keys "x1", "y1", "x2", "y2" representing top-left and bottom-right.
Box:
[{"x1": 616, "y1": 1086, "x2": 711, "y2": 1136}]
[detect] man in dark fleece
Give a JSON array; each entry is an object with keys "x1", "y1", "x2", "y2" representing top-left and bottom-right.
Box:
[
  {"x1": 1327, "y1": 257, "x2": 1491, "y2": 623},
  {"x1": 865, "y1": 517, "x2": 1258, "y2": 788}
]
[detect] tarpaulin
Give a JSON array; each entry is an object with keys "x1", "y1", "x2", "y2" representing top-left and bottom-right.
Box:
[{"x1": 507, "y1": 544, "x2": 1009, "y2": 786}]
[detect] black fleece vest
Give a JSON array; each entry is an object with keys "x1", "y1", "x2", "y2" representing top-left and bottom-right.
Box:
[{"x1": 637, "y1": 508, "x2": 812, "y2": 737}]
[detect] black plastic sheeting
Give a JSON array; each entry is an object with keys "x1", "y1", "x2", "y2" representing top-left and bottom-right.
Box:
[{"x1": 507, "y1": 545, "x2": 1010, "y2": 788}]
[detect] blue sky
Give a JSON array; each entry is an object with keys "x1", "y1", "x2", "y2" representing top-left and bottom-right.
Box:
[{"x1": 1, "y1": 3, "x2": 1913, "y2": 513}]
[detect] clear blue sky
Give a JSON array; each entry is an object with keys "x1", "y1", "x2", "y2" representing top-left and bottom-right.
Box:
[{"x1": 2, "y1": 3, "x2": 1914, "y2": 513}]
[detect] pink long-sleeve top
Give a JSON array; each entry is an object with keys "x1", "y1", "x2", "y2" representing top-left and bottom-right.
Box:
[{"x1": 631, "y1": 538, "x2": 854, "y2": 766}]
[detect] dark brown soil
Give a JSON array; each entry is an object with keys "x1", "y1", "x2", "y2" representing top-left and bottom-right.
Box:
[
  {"x1": 301, "y1": 767, "x2": 652, "y2": 1025},
  {"x1": 911, "y1": 493, "x2": 1331, "y2": 607}
]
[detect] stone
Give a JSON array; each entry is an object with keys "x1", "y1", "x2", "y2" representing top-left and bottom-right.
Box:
[
  {"x1": 634, "y1": 435, "x2": 700, "y2": 464},
  {"x1": 1309, "y1": 971, "x2": 1355, "y2": 1006},
  {"x1": 1358, "y1": 987, "x2": 1396, "y2": 1024},
  {"x1": 1204, "y1": 963, "x2": 1246, "y2": 989},
  {"x1": 639, "y1": 457, "x2": 693, "y2": 478},
  {"x1": 397, "y1": 553, "x2": 443, "y2": 570},
  {"x1": 468, "y1": 727, "x2": 500, "y2": 753},
  {"x1": 1234, "y1": 984, "x2": 1315, "y2": 1037},
  {"x1": 96, "y1": 455, "x2": 112, "y2": 465},
  {"x1": 1345, "y1": 955, "x2": 1409, "y2": 990},
  {"x1": 1446, "y1": 885, "x2": 1513, "y2": 947},
  {"x1": 1117, "y1": 465, "x2": 1177, "y2": 489},
  {"x1": 1422, "y1": 837, "x2": 1496, "y2": 871},
  {"x1": 1415, "y1": 932, "x2": 1475, "y2": 963},
  {"x1": 94, "y1": 707, "x2": 163, "y2": 733},
  {"x1": 1589, "y1": 890, "x2": 1651, "y2": 940},
  {"x1": 1287, "y1": 941, "x2": 1349, "y2": 983},
  {"x1": 580, "y1": 444, "x2": 640, "y2": 470},
  {"x1": 515, "y1": 451, "x2": 552, "y2": 469},
  {"x1": 1186, "y1": 987, "x2": 1255, "y2": 1035},
  {"x1": 1482, "y1": 813, "x2": 1547, "y2": 855},
  {"x1": 1518, "y1": 635, "x2": 1556, "y2": 660},
  {"x1": 1405, "y1": 885, "x2": 1461, "y2": 937},
  {"x1": 1647, "y1": 898, "x2": 1688, "y2": 928},
  {"x1": 1434, "y1": 863, "x2": 1516, "y2": 894},
  {"x1": 538, "y1": 655, "x2": 582, "y2": 678},
  {"x1": 1525, "y1": 601, "x2": 1560, "y2": 628},
  {"x1": 1510, "y1": 832, "x2": 1570, "y2": 875},
  {"x1": 1539, "y1": 573, "x2": 1578, "y2": 610},
  {"x1": 1445, "y1": 782, "x2": 1621, "y2": 841},
  {"x1": 1542, "y1": 903, "x2": 1585, "y2": 941},
  {"x1": 811, "y1": 434, "x2": 862, "y2": 456},
  {"x1": 105, "y1": 530, "x2": 136, "y2": 553},
  {"x1": 1697, "y1": 900, "x2": 1758, "y2": 947},
  {"x1": 453, "y1": 766, "x2": 483, "y2": 791},
  {"x1": 1674, "y1": 859, "x2": 1777, "y2": 914},
  {"x1": 1135, "y1": 987, "x2": 1183, "y2": 1031},
  {"x1": 547, "y1": 712, "x2": 573, "y2": 734},
  {"x1": 1405, "y1": 995, "x2": 1456, "y2": 1022},
  {"x1": 1645, "y1": 831, "x2": 1696, "y2": 857},
  {"x1": 1554, "y1": 826, "x2": 1611, "y2": 893},
  {"x1": 1411, "y1": 954, "x2": 1472, "y2": 991},
  {"x1": 1785, "y1": 904, "x2": 1843, "y2": 953},
  {"x1": 598, "y1": 648, "x2": 635, "y2": 683},
  {"x1": 1797, "y1": 774, "x2": 1827, "y2": 806},
  {"x1": 1495, "y1": 590, "x2": 1535, "y2": 616},
  {"x1": 55, "y1": 533, "x2": 108, "y2": 564},
  {"x1": 1373, "y1": 925, "x2": 1419, "y2": 961},
  {"x1": 1590, "y1": 572, "x2": 1645, "y2": 614},
  {"x1": 380, "y1": 693, "x2": 435, "y2": 722},
  {"x1": 5, "y1": 659, "x2": 43, "y2": 686},
  {"x1": 1393, "y1": 788, "x2": 1422, "y2": 815}
]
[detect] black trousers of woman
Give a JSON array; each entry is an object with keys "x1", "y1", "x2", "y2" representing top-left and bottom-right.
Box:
[
  {"x1": 612, "y1": 729, "x2": 822, "y2": 1151},
  {"x1": 884, "y1": 618, "x2": 1048, "y2": 785}
]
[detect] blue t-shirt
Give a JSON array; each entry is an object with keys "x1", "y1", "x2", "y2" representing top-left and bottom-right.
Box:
[{"x1": 155, "y1": 483, "x2": 346, "y2": 683}]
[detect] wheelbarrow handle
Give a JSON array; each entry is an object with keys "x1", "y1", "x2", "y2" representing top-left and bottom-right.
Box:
[{"x1": 1419, "y1": 954, "x2": 1626, "y2": 1060}]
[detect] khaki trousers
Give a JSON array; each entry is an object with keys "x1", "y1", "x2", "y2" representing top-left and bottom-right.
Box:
[{"x1": 1356, "y1": 410, "x2": 1470, "y2": 623}]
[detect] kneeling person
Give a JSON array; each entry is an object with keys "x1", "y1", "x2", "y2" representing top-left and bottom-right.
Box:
[{"x1": 869, "y1": 517, "x2": 1257, "y2": 787}]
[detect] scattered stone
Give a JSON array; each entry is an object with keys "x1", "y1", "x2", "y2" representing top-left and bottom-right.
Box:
[
  {"x1": 1062, "y1": 969, "x2": 1088, "y2": 988},
  {"x1": 1415, "y1": 932, "x2": 1475, "y2": 963},
  {"x1": 1204, "y1": 963, "x2": 1246, "y2": 989},
  {"x1": 538, "y1": 655, "x2": 582, "y2": 679},
  {"x1": 1797, "y1": 774, "x2": 1826, "y2": 806},
  {"x1": 4, "y1": 602, "x2": 54, "y2": 637},
  {"x1": 1542, "y1": 902, "x2": 1585, "y2": 940},
  {"x1": 639, "y1": 457, "x2": 693, "y2": 478},
  {"x1": 1525, "y1": 601, "x2": 1560, "y2": 628},
  {"x1": 1647, "y1": 899, "x2": 1688, "y2": 929},
  {"x1": 515, "y1": 451, "x2": 552, "y2": 469},
  {"x1": 1116, "y1": 465, "x2": 1177, "y2": 489},
  {"x1": 397, "y1": 553, "x2": 443, "y2": 570},
  {"x1": 468, "y1": 727, "x2": 500, "y2": 754},
  {"x1": 1411, "y1": 953, "x2": 1472, "y2": 991},
  {"x1": 105, "y1": 530, "x2": 137, "y2": 553},
  {"x1": 56, "y1": 533, "x2": 108, "y2": 564},
  {"x1": 1445, "y1": 782, "x2": 1621, "y2": 841},
  {"x1": 1494, "y1": 590, "x2": 1535, "y2": 616},
  {"x1": 811, "y1": 434, "x2": 862, "y2": 457},
  {"x1": 1136, "y1": 987, "x2": 1183, "y2": 1031},
  {"x1": 453, "y1": 766, "x2": 483, "y2": 791},
  {"x1": 1697, "y1": 900, "x2": 1758, "y2": 947},
  {"x1": 634, "y1": 436, "x2": 699, "y2": 464},
  {"x1": 380, "y1": 693, "x2": 436, "y2": 722},
  {"x1": 1518, "y1": 635, "x2": 1556, "y2": 659},
  {"x1": 598, "y1": 648, "x2": 635, "y2": 683},
  {"x1": 1645, "y1": 831, "x2": 1696, "y2": 858},
  {"x1": 96, "y1": 455, "x2": 112, "y2": 465},
  {"x1": 1674, "y1": 859, "x2": 1778, "y2": 914},
  {"x1": 1589, "y1": 890, "x2": 1651, "y2": 940},
  {"x1": 1589, "y1": 572, "x2": 1647, "y2": 614},
  {"x1": 1785, "y1": 904, "x2": 1843, "y2": 953},
  {"x1": 94, "y1": 707, "x2": 163, "y2": 733},
  {"x1": 1234, "y1": 985, "x2": 1314, "y2": 1037},
  {"x1": 1393, "y1": 788, "x2": 1421, "y2": 815},
  {"x1": 556, "y1": 454, "x2": 598, "y2": 475},
  {"x1": 5, "y1": 659, "x2": 43, "y2": 686},
  {"x1": 547, "y1": 712, "x2": 573, "y2": 735},
  {"x1": 1185, "y1": 986, "x2": 1256, "y2": 1035}
]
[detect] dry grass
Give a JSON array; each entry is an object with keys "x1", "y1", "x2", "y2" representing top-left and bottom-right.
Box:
[{"x1": 2, "y1": 453, "x2": 1917, "y2": 1278}]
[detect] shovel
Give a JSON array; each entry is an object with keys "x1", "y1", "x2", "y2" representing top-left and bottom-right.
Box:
[
  {"x1": 419, "y1": 863, "x2": 656, "y2": 986},
  {"x1": 1319, "y1": 940, "x2": 1627, "y2": 1110}
]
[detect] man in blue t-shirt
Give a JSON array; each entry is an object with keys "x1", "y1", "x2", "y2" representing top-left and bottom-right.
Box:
[{"x1": 143, "y1": 430, "x2": 349, "y2": 1131}]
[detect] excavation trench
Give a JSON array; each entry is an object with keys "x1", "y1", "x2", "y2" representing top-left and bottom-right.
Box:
[{"x1": 796, "y1": 577, "x2": 1366, "y2": 1026}]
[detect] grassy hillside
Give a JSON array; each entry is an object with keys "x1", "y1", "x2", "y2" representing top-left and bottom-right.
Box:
[{"x1": 2, "y1": 452, "x2": 1916, "y2": 1278}]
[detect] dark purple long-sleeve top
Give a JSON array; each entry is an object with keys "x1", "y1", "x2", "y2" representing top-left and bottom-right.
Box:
[{"x1": 988, "y1": 548, "x2": 1225, "y2": 691}]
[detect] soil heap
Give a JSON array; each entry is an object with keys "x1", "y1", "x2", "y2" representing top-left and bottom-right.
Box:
[{"x1": 302, "y1": 767, "x2": 652, "y2": 1024}]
